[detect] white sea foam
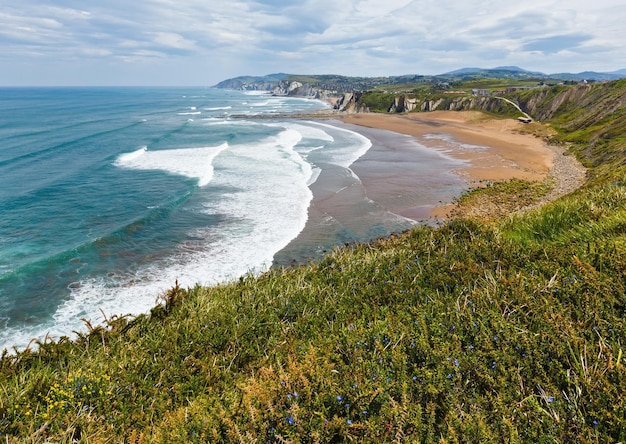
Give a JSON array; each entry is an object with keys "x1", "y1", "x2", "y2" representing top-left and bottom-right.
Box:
[
  {"x1": 115, "y1": 143, "x2": 228, "y2": 187},
  {"x1": 117, "y1": 146, "x2": 147, "y2": 162},
  {"x1": 249, "y1": 100, "x2": 270, "y2": 107},
  {"x1": 203, "y1": 119, "x2": 259, "y2": 126},
  {"x1": 306, "y1": 121, "x2": 372, "y2": 169},
  {"x1": 0, "y1": 88, "x2": 338, "y2": 353},
  {"x1": 7, "y1": 128, "x2": 314, "y2": 350},
  {"x1": 272, "y1": 122, "x2": 334, "y2": 143}
]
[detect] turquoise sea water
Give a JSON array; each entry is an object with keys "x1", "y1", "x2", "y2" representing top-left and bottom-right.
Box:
[{"x1": 0, "y1": 87, "x2": 466, "y2": 351}]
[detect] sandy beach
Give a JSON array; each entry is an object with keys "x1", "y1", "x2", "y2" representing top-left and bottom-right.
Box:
[
  {"x1": 337, "y1": 111, "x2": 554, "y2": 183},
  {"x1": 274, "y1": 110, "x2": 585, "y2": 265}
]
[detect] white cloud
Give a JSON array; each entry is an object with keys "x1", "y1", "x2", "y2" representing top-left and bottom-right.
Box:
[
  {"x1": 151, "y1": 32, "x2": 197, "y2": 50},
  {"x1": 0, "y1": 0, "x2": 624, "y2": 85}
]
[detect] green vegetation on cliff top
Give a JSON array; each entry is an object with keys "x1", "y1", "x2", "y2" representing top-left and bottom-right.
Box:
[{"x1": 2, "y1": 80, "x2": 626, "y2": 443}]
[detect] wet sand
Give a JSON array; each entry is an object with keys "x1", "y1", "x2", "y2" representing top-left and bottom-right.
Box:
[
  {"x1": 274, "y1": 111, "x2": 556, "y2": 265},
  {"x1": 338, "y1": 111, "x2": 554, "y2": 183}
]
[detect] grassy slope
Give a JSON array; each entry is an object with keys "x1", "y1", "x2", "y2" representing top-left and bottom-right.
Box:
[{"x1": 2, "y1": 82, "x2": 626, "y2": 443}]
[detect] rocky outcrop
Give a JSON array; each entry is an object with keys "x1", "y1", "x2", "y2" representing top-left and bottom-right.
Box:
[
  {"x1": 335, "y1": 92, "x2": 369, "y2": 113},
  {"x1": 384, "y1": 95, "x2": 516, "y2": 114},
  {"x1": 223, "y1": 79, "x2": 338, "y2": 101},
  {"x1": 389, "y1": 96, "x2": 419, "y2": 112}
]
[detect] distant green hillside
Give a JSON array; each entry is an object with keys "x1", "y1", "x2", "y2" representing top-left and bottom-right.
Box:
[
  {"x1": 512, "y1": 79, "x2": 626, "y2": 179},
  {"x1": 214, "y1": 67, "x2": 626, "y2": 95},
  {"x1": 3, "y1": 80, "x2": 626, "y2": 443}
]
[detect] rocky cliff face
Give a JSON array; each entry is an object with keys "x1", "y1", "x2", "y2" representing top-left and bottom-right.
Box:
[
  {"x1": 513, "y1": 83, "x2": 626, "y2": 123},
  {"x1": 334, "y1": 92, "x2": 369, "y2": 113},
  {"x1": 223, "y1": 79, "x2": 337, "y2": 101},
  {"x1": 384, "y1": 95, "x2": 513, "y2": 114}
]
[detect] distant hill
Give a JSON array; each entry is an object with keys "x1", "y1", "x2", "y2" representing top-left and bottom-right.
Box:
[
  {"x1": 213, "y1": 67, "x2": 626, "y2": 98},
  {"x1": 213, "y1": 73, "x2": 290, "y2": 89},
  {"x1": 442, "y1": 66, "x2": 626, "y2": 81}
]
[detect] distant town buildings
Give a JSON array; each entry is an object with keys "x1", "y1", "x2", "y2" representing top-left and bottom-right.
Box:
[{"x1": 471, "y1": 89, "x2": 490, "y2": 96}]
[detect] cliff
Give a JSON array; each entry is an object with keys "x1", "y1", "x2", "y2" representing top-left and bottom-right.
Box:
[
  {"x1": 333, "y1": 91, "x2": 370, "y2": 113},
  {"x1": 387, "y1": 95, "x2": 512, "y2": 113},
  {"x1": 215, "y1": 76, "x2": 341, "y2": 101}
]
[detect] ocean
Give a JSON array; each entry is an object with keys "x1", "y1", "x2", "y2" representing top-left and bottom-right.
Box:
[{"x1": 0, "y1": 87, "x2": 466, "y2": 352}]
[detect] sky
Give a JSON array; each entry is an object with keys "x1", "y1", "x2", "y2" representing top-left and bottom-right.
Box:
[{"x1": 1, "y1": 0, "x2": 625, "y2": 86}]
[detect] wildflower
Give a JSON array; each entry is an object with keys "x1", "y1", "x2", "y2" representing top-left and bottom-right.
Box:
[
  {"x1": 547, "y1": 396, "x2": 554, "y2": 403},
  {"x1": 337, "y1": 395, "x2": 343, "y2": 401},
  {"x1": 453, "y1": 359, "x2": 459, "y2": 367},
  {"x1": 347, "y1": 419, "x2": 352, "y2": 425},
  {"x1": 286, "y1": 416, "x2": 294, "y2": 425}
]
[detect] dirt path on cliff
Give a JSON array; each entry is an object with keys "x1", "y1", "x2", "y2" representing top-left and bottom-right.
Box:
[{"x1": 525, "y1": 143, "x2": 587, "y2": 208}]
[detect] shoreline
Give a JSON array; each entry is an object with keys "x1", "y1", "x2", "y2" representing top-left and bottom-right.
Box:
[
  {"x1": 334, "y1": 111, "x2": 586, "y2": 218},
  {"x1": 336, "y1": 111, "x2": 554, "y2": 183},
  {"x1": 274, "y1": 110, "x2": 586, "y2": 265}
]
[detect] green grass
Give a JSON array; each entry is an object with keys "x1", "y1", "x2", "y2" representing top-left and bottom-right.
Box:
[{"x1": 3, "y1": 81, "x2": 626, "y2": 443}]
